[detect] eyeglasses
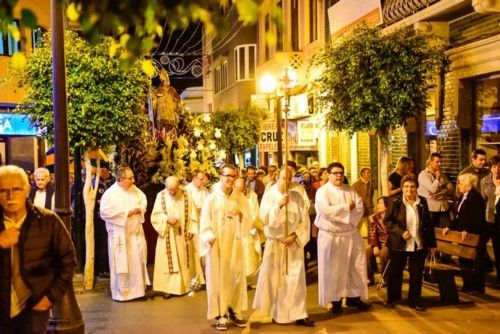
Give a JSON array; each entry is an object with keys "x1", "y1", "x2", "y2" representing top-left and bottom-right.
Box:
[
  {"x1": 221, "y1": 174, "x2": 237, "y2": 179},
  {"x1": 330, "y1": 172, "x2": 344, "y2": 176},
  {"x1": 122, "y1": 176, "x2": 134, "y2": 180}
]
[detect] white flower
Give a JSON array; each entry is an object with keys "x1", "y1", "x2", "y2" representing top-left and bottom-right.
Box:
[
  {"x1": 197, "y1": 143, "x2": 205, "y2": 151},
  {"x1": 203, "y1": 113, "x2": 211, "y2": 123},
  {"x1": 214, "y1": 128, "x2": 222, "y2": 138},
  {"x1": 218, "y1": 150, "x2": 227, "y2": 160},
  {"x1": 209, "y1": 142, "x2": 217, "y2": 150},
  {"x1": 193, "y1": 128, "x2": 201, "y2": 137}
]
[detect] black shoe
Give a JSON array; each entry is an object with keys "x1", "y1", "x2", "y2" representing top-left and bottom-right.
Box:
[
  {"x1": 385, "y1": 301, "x2": 396, "y2": 309},
  {"x1": 331, "y1": 300, "x2": 343, "y2": 314},
  {"x1": 227, "y1": 307, "x2": 246, "y2": 327},
  {"x1": 409, "y1": 304, "x2": 426, "y2": 312},
  {"x1": 346, "y1": 297, "x2": 372, "y2": 311},
  {"x1": 295, "y1": 318, "x2": 315, "y2": 327}
]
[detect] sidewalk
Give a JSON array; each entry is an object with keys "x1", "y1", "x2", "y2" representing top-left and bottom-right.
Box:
[{"x1": 75, "y1": 269, "x2": 500, "y2": 334}]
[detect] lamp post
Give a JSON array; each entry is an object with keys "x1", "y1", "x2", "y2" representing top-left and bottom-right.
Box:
[
  {"x1": 260, "y1": 74, "x2": 283, "y2": 167},
  {"x1": 47, "y1": 0, "x2": 84, "y2": 332}
]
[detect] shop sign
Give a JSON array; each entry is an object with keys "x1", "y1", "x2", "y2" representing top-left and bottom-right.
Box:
[
  {"x1": 298, "y1": 121, "x2": 316, "y2": 146},
  {"x1": 0, "y1": 113, "x2": 37, "y2": 136},
  {"x1": 259, "y1": 121, "x2": 279, "y2": 152}
]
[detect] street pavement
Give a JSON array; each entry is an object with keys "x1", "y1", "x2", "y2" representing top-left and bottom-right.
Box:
[{"x1": 76, "y1": 268, "x2": 500, "y2": 334}]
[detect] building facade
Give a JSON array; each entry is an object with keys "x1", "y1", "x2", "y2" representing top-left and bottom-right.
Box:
[
  {"x1": 0, "y1": 0, "x2": 50, "y2": 170},
  {"x1": 382, "y1": 0, "x2": 500, "y2": 179}
]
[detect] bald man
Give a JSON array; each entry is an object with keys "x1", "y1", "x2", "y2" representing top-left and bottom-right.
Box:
[{"x1": 151, "y1": 176, "x2": 202, "y2": 296}]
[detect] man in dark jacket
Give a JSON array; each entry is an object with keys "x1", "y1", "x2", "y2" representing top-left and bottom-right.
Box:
[{"x1": 0, "y1": 165, "x2": 76, "y2": 333}]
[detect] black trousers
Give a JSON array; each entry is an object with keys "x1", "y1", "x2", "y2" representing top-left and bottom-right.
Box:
[
  {"x1": 387, "y1": 249, "x2": 427, "y2": 306},
  {"x1": 486, "y1": 222, "x2": 500, "y2": 281},
  {"x1": 4, "y1": 308, "x2": 50, "y2": 334}
]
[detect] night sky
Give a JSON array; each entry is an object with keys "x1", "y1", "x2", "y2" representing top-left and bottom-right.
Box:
[{"x1": 152, "y1": 24, "x2": 204, "y2": 94}]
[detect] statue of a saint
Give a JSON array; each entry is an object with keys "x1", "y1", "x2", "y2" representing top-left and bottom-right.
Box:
[{"x1": 150, "y1": 69, "x2": 181, "y2": 135}]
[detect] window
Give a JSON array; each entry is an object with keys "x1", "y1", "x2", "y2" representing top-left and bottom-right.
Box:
[
  {"x1": 0, "y1": 20, "x2": 21, "y2": 56},
  {"x1": 31, "y1": 27, "x2": 46, "y2": 50},
  {"x1": 309, "y1": 0, "x2": 318, "y2": 43},
  {"x1": 214, "y1": 61, "x2": 229, "y2": 93},
  {"x1": 474, "y1": 74, "x2": 500, "y2": 157},
  {"x1": 234, "y1": 44, "x2": 256, "y2": 81},
  {"x1": 264, "y1": 14, "x2": 271, "y2": 61},
  {"x1": 277, "y1": 1, "x2": 284, "y2": 52},
  {"x1": 291, "y1": 0, "x2": 299, "y2": 51}
]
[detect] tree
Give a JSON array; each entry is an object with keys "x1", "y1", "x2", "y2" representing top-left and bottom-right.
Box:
[
  {"x1": 310, "y1": 25, "x2": 447, "y2": 195},
  {"x1": 1, "y1": 0, "x2": 283, "y2": 64},
  {"x1": 15, "y1": 30, "x2": 150, "y2": 289},
  {"x1": 212, "y1": 105, "x2": 266, "y2": 166}
]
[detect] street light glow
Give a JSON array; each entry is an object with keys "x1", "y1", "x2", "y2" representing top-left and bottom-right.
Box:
[{"x1": 260, "y1": 73, "x2": 277, "y2": 94}]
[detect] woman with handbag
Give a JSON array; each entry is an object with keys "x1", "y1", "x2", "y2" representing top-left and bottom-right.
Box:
[{"x1": 385, "y1": 175, "x2": 437, "y2": 311}]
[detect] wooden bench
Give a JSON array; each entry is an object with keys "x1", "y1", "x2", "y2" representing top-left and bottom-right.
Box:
[{"x1": 431, "y1": 227, "x2": 481, "y2": 305}]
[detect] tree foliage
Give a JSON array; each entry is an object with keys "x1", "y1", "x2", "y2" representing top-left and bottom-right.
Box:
[
  {"x1": 212, "y1": 105, "x2": 266, "y2": 157},
  {"x1": 1, "y1": 0, "x2": 282, "y2": 62},
  {"x1": 310, "y1": 25, "x2": 447, "y2": 136},
  {"x1": 15, "y1": 30, "x2": 150, "y2": 151}
]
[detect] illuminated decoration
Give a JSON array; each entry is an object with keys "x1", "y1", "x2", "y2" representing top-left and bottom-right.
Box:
[{"x1": 152, "y1": 56, "x2": 203, "y2": 78}]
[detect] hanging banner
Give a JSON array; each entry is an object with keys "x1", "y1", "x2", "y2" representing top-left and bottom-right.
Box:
[{"x1": 298, "y1": 121, "x2": 316, "y2": 146}]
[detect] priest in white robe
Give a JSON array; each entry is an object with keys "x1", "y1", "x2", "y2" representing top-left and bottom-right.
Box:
[
  {"x1": 99, "y1": 166, "x2": 150, "y2": 301},
  {"x1": 253, "y1": 168, "x2": 314, "y2": 327},
  {"x1": 315, "y1": 162, "x2": 371, "y2": 314},
  {"x1": 151, "y1": 176, "x2": 203, "y2": 296},
  {"x1": 234, "y1": 178, "x2": 262, "y2": 281},
  {"x1": 199, "y1": 164, "x2": 252, "y2": 331}
]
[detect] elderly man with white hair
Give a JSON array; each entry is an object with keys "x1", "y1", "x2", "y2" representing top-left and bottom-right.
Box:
[
  {"x1": 151, "y1": 176, "x2": 203, "y2": 297},
  {"x1": 29, "y1": 167, "x2": 55, "y2": 210}
]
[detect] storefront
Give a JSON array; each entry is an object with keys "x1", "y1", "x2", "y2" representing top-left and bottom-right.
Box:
[{"x1": 0, "y1": 104, "x2": 39, "y2": 171}]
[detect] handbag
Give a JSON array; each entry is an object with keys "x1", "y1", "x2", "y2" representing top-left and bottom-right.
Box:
[{"x1": 423, "y1": 251, "x2": 438, "y2": 283}]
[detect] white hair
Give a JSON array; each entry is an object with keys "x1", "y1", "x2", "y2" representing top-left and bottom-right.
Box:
[
  {"x1": 33, "y1": 167, "x2": 50, "y2": 179},
  {"x1": 0, "y1": 165, "x2": 30, "y2": 189},
  {"x1": 458, "y1": 173, "x2": 478, "y2": 188}
]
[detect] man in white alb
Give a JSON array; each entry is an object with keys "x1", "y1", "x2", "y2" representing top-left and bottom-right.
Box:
[
  {"x1": 253, "y1": 168, "x2": 314, "y2": 327},
  {"x1": 151, "y1": 176, "x2": 203, "y2": 296},
  {"x1": 99, "y1": 166, "x2": 150, "y2": 301},
  {"x1": 199, "y1": 164, "x2": 252, "y2": 331},
  {"x1": 315, "y1": 162, "x2": 371, "y2": 314}
]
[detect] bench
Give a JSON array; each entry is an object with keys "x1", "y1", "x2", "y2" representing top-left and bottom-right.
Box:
[{"x1": 431, "y1": 227, "x2": 481, "y2": 305}]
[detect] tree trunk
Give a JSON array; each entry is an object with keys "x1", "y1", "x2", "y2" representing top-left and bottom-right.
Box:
[
  {"x1": 83, "y1": 152, "x2": 101, "y2": 289},
  {"x1": 378, "y1": 134, "x2": 390, "y2": 196}
]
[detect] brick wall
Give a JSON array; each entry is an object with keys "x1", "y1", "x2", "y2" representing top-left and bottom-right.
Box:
[{"x1": 389, "y1": 127, "x2": 407, "y2": 171}]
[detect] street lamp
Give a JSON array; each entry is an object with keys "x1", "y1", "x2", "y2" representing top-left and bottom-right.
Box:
[
  {"x1": 48, "y1": 0, "x2": 84, "y2": 333},
  {"x1": 279, "y1": 67, "x2": 297, "y2": 169}
]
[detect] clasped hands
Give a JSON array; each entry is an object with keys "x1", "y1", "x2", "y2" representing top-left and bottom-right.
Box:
[
  {"x1": 0, "y1": 228, "x2": 20, "y2": 248},
  {"x1": 127, "y1": 208, "x2": 141, "y2": 217}
]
